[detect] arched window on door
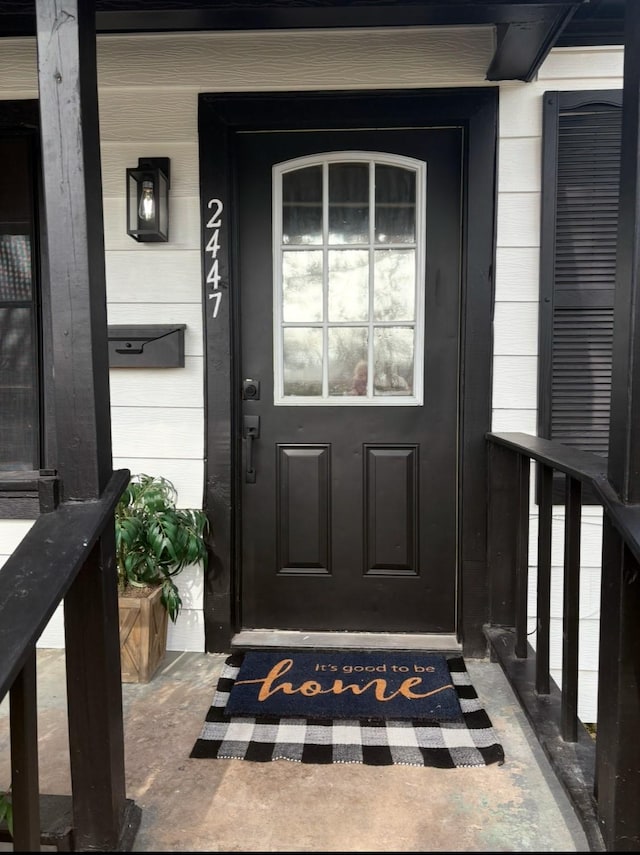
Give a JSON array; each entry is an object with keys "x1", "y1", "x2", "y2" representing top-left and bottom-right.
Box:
[{"x1": 272, "y1": 152, "x2": 426, "y2": 406}]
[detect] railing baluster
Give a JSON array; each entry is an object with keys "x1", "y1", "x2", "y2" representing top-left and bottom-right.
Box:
[
  {"x1": 515, "y1": 455, "x2": 530, "y2": 658},
  {"x1": 561, "y1": 475, "x2": 581, "y2": 742},
  {"x1": 596, "y1": 517, "x2": 640, "y2": 850},
  {"x1": 536, "y1": 463, "x2": 553, "y2": 695},
  {"x1": 9, "y1": 650, "x2": 40, "y2": 852},
  {"x1": 488, "y1": 443, "x2": 520, "y2": 626}
]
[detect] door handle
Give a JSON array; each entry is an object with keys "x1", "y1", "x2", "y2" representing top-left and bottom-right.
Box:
[{"x1": 243, "y1": 415, "x2": 260, "y2": 483}]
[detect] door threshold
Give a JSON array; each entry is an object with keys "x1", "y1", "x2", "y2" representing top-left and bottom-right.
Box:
[{"x1": 231, "y1": 629, "x2": 462, "y2": 653}]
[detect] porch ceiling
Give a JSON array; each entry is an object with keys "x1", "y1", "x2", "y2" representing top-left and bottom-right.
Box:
[{"x1": 0, "y1": 0, "x2": 626, "y2": 82}]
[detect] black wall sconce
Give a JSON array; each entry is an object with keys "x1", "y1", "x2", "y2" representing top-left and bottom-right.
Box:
[{"x1": 126, "y1": 157, "x2": 170, "y2": 242}]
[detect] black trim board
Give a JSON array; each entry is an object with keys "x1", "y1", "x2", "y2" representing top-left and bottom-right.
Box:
[{"x1": 199, "y1": 88, "x2": 498, "y2": 657}]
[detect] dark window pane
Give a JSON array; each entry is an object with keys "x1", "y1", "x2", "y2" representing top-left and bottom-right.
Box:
[
  {"x1": 0, "y1": 133, "x2": 38, "y2": 471},
  {"x1": 0, "y1": 138, "x2": 30, "y2": 224},
  {"x1": 0, "y1": 307, "x2": 36, "y2": 470},
  {"x1": 329, "y1": 163, "x2": 369, "y2": 244},
  {"x1": 283, "y1": 166, "x2": 323, "y2": 245},
  {"x1": 375, "y1": 165, "x2": 416, "y2": 244}
]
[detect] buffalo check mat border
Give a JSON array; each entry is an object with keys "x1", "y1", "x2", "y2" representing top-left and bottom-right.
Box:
[{"x1": 190, "y1": 654, "x2": 505, "y2": 768}]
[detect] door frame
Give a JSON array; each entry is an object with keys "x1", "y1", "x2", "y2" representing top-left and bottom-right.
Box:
[{"x1": 198, "y1": 88, "x2": 498, "y2": 656}]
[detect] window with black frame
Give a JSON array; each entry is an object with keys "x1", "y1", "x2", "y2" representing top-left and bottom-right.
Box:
[
  {"x1": 0, "y1": 133, "x2": 40, "y2": 472},
  {"x1": 538, "y1": 90, "x2": 622, "y2": 501}
]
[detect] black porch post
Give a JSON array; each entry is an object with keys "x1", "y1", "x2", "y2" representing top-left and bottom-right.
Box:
[
  {"x1": 596, "y1": 1, "x2": 640, "y2": 850},
  {"x1": 35, "y1": 0, "x2": 132, "y2": 849},
  {"x1": 609, "y1": 2, "x2": 640, "y2": 503}
]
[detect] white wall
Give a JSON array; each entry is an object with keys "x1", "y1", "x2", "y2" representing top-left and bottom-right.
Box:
[{"x1": 0, "y1": 31, "x2": 623, "y2": 714}]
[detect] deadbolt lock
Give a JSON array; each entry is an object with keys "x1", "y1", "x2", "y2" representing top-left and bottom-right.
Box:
[{"x1": 242, "y1": 378, "x2": 260, "y2": 400}]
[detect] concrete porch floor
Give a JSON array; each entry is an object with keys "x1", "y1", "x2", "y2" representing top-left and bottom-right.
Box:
[{"x1": 0, "y1": 649, "x2": 591, "y2": 852}]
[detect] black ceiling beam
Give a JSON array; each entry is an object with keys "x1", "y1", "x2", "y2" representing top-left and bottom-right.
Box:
[
  {"x1": 486, "y1": 3, "x2": 582, "y2": 81},
  {"x1": 556, "y1": 17, "x2": 625, "y2": 46},
  {"x1": 0, "y1": 2, "x2": 594, "y2": 37},
  {"x1": 558, "y1": 0, "x2": 625, "y2": 45}
]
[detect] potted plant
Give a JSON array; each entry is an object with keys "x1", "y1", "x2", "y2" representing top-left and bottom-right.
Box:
[{"x1": 115, "y1": 473, "x2": 209, "y2": 683}]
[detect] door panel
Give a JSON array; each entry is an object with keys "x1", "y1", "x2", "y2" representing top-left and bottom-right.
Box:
[{"x1": 238, "y1": 127, "x2": 462, "y2": 633}]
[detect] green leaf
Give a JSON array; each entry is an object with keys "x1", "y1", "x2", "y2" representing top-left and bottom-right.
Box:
[{"x1": 0, "y1": 792, "x2": 13, "y2": 837}]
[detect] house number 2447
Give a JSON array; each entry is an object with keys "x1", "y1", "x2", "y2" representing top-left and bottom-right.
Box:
[{"x1": 206, "y1": 198, "x2": 223, "y2": 318}]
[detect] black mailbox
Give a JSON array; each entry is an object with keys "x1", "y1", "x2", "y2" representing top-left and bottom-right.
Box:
[{"x1": 108, "y1": 324, "x2": 186, "y2": 368}]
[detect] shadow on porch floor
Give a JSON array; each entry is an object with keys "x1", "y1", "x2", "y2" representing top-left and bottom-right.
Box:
[{"x1": 0, "y1": 649, "x2": 590, "y2": 852}]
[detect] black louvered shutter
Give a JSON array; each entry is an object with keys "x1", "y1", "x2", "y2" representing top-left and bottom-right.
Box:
[{"x1": 539, "y1": 92, "x2": 622, "y2": 499}]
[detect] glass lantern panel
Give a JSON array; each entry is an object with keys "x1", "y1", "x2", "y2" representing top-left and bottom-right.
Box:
[
  {"x1": 158, "y1": 172, "x2": 169, "y2": 236},
  {"x1": 128, "y1": 173, "x2": 139, "y2": 232}
]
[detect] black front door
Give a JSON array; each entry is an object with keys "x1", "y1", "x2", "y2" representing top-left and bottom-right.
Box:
[{"x1": 237, "y1": 126, "x2": 462, "y2": 633}]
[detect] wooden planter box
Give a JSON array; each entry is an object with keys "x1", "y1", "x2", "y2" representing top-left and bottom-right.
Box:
[{"x1": 118, "y1": 586, "x2": 168, "y2": 683}]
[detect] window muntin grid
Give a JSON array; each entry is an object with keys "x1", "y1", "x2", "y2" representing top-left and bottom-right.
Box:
[{"x1": 273, "y1": 152, "x2": 426, "y2": 406}]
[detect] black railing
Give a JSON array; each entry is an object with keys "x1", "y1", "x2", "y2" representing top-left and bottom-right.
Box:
[
  {"x1": 487, "y1": 432, "x2": 640, "y2": 852},
  {"x1": 0, "y1": 468, "x2": 137, "y2": 851}
]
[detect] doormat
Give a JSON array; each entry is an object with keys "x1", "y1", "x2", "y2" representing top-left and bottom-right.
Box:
[
  {"x1": 223, "y1": 650, "x2": 463, "y2": 722},
  {"x1": 189, "y1": 654, "x2": 505, "y2": 768}
]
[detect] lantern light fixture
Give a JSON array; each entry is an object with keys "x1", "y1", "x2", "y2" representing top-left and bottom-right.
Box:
[{"x1": 126, "y1": 157, "x2": 170, "y2": 242}]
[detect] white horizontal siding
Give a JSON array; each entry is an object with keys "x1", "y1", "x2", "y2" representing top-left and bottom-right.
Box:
[
  {"x1": 492, "y1": 356, "x2": 538, "y2": 409},
  {"x1": 106, "y1": 251, "x2": 202, "y2": 303},
  {"x1": 496, "y1": 192, "x2": 541, "y2": 247},
  {"x1": 109, "y1": 357, "x2": 204, "y2": 408},
  {"x1": 491, "y1": 409, "x2": 538, "y2": 434},
  {"x1": 494, "y1": 248, "x2": 541, "y2": 302},
  {"x1": 111, "y1": 407, "x2": 204, "y2": 459},
  {"x1": 167, "y1": 608, "x2": 205, "y2": 652},
  {"x1": 0, "y1": 520, "x2": 35, "y2": 557},
  {"x1": 498, "y1": 137, "x2": 541, "y2": 193},
  {"x1": 99, "y1": 89, "x2": 198, "y2": 142},
  {"x1": 538, "y1": 46, "x2": 624, "y2": 81},
  {"x1": 528, "y1": 510, "x2": 604, "y2": 569},
  {"x1": 527, "y1": 563, "x2": 602, "y2": 621},
  {"x1": 493, "y1": 303, "x2": 538, "y2": 356}
]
